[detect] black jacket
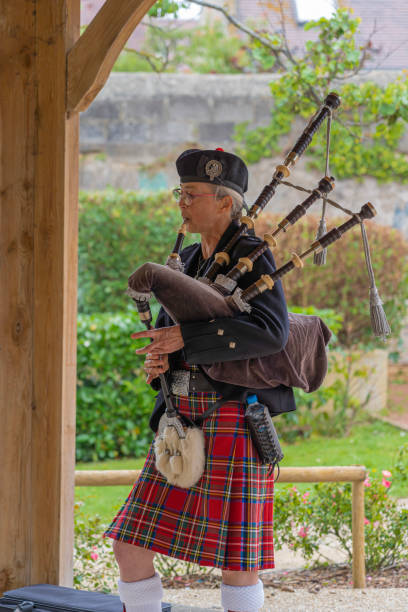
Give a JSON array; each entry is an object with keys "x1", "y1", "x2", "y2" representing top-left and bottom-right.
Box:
[{"x1": 148, "y1": 220, "x2": 296, "y2": 432}]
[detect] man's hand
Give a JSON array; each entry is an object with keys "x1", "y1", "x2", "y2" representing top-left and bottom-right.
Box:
[
  {"x1": 131, "y1": 325, "x2": 184, "y2": 355},
  {"x1": 143, "y1": 352, "x2": 169, "y2": 384}
]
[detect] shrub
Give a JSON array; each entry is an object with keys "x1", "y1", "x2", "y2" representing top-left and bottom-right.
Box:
[
  {"x1": 74, "y1": 502, "x2": 116, "y2": 593},
  {"x1": 113, "y1": 20, "x2": 250, "y2": 74},
  {"x1": 76, "y1": 310, "x2": 160, "y2": 461},
  {"x1": 256, "y1": 212, "x2": 408, "y2": 349},
  {"x1": 274, "y1": 462, "x2": 408, "y2": 570},
  {"x1": 235, "y1": 9, "x2": 408, "y2": 183},
  {"x1": 78, "y1": 188, "x2": 198, "y2": 314}
]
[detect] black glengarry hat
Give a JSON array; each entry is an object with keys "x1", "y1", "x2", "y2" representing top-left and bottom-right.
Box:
[{"x1": 176, "y1": 148, "x2": 248, "y2": 195}]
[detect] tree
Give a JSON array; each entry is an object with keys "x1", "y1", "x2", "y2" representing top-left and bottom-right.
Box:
[
  {"x1": 186, "y1": 4, "x2": 408, "y2": 182},
  {"x1": 124, "y1": 2, "x2": 408, "y2": 182}
]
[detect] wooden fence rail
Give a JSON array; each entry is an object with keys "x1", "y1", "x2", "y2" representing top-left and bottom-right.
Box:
[{"x1": 75, "y1": 465, "x2": 367, "y2": 589}]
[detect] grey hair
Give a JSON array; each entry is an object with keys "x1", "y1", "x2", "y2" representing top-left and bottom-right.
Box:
[{"x1": 213, "y1": 184, "x2": 244, "y2": 220}]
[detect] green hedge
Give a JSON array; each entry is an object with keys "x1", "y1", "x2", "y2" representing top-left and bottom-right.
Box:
[
  {"x1": 79, "y1": 188, "x2": 408, "y2": 349},
  {"x1": 78, "y1": 188, "x2": 198, "y2": 314},
  {"x1": 76, "y1": 305, "x2": 342, "y2": 462},
  {"x1": 76, "y1": 188, "x2": 408, "y2": 460},
  {"x1": 256, "y1": 213, "x2": 408, "y2": 350},
  {"x1": 76, "y1": 310, "x2": 159, "y2": 462}
]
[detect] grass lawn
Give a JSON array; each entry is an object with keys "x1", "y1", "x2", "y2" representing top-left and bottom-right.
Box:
[{"x1": 75, "y1": 419, "x2": 408, "y2": 527}]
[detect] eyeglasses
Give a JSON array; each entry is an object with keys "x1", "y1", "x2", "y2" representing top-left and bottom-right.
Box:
[{"x1": 172, "y1": 188, "x2": 218, "y2": 207}]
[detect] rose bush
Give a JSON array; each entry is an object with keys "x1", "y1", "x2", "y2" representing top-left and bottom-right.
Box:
[{"x1": 274, "y1": 460, "x2": 408, "y2": 570}]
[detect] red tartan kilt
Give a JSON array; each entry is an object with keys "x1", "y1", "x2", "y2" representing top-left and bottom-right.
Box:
[{"x1": 103, "y1": 392, "x2": 274, "y2": 571}]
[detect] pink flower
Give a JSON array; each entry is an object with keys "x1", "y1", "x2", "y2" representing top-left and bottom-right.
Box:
[
  {"x1": 382, "y1": 470, "x2": 392, "y2": 478},
  {"x1": 364, "y1": 517, "x2": 370, "y2": 525},
  {"x1": 363, "y1": 478, "x2": 371, "y2": 487},
  {"x1": 373, "y1": 521, "x2": 380, "y2": 529},
  {"x1": 382, "y1": 478, "x2": 391, "y2": 488},
  {"x1": 298, "y1": 525, "x2": 308, "y2": 538},
  {"x1": 90, "y1": 551, "x2": 98, "y2": 561},
  {"x1": 302, "y1": 492, "x2": 310, "y2": 502}
]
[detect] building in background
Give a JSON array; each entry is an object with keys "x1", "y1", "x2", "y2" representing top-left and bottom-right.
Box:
[{"x1": 81, "y1": 0, "x2": 408, "y2": 69}]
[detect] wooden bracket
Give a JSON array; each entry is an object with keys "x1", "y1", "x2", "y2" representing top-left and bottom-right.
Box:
[{"x1": 66, "y1": 0, "x2": 156, "y2": 113}]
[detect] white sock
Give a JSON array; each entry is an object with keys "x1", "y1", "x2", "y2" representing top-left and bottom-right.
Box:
[
  {"x1": 118, "y1": 573, "x2": 163, "y2": 612},
  {"x1": 221, "y1": 578, "x2": 264, "y2": 612}
]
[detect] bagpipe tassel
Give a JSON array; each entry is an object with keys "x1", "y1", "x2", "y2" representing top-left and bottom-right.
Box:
[
  {"x1": 360, "y1": 222, "x2": 391, "y2": 339},
  {"x1": 313, "y1": 215, "x2": 328, "y2": 266},
  {"x1": 369, "y1": 284, "x2": 391, "y2": 340}
]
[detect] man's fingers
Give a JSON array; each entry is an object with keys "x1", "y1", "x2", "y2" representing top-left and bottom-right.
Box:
[
  {"x1": 145, "y1": 356, "x2": 165, "y2": 366},
  {"x1": 131, "y1": 329, "x2": 155, "y2": 339},
  {"x1": 136, "y1": 339, "x2": 166, "y2": 354},
  {"x1": 144, "y1": 363, "x2": 168, "y2": 385},
  {"x1": 130, "y1": 329, "x2": 166, "y2": 341},
  {"x1": 136, "y1": 344, "x2": 156, "y2": 355}
]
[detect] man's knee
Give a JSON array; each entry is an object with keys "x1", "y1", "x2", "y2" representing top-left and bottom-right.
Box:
[
  {"x1": 112, "y1": 540, "x2": 156, "y2": 581},
  {"x1": 221, "y1": 569, "x2": 259, "y2": 586}
]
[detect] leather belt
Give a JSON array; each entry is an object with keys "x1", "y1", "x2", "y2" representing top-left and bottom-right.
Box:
[{"x1": 170, "y1": 369, "x2": 215, "y2": 395}]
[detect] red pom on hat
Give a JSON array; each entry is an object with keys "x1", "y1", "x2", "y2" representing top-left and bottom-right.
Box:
[{"x1": 215, "y1": 147, "x2": 224, "y2": 151}]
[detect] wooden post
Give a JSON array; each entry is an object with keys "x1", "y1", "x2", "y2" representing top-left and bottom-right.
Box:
[
  {"x1": 352, "y1": 480, "x2": 366, "y2": 588},
  {"x1": 0, "y1": 0, "x2": 80, "y2": 592},
  {"x1": 0, "y1": 0, "x2": 157, "y2": 594}
]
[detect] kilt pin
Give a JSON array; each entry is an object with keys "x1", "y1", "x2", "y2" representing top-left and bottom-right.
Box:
[{"x1": 103, "y1": 390, "x2": 275, "y2": 571}]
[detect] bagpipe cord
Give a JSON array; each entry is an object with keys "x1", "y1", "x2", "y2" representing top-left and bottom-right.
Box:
[{"x1": 313, "y1": 108, "x2": 332, "y2": 265}]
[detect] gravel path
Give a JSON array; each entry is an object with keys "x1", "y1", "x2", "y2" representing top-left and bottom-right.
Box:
[{"x1": 163, "y1": 586, "x2": 408, "y2": 611}]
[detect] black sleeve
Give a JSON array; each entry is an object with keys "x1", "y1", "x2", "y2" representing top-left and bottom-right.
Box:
[{"x1": 180, "y1": 246, "x2": 289, "y2": 364}]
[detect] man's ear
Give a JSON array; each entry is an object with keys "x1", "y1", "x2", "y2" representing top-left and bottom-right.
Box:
[{"x1": 220, "y1": 195, "x2": 233, "y2": 211}]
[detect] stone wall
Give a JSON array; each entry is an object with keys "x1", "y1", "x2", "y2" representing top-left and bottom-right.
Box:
[
  {"x1": 79, "y1": 71, "x2": 408, "y2": 363},
  {"x1": 79, "y1": 71, "x2": 408, "y2": 237}
]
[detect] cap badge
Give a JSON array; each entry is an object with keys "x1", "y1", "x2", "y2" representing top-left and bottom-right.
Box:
[{"x1": 205, "y1": 159, "x2": 223, "y2": 181}]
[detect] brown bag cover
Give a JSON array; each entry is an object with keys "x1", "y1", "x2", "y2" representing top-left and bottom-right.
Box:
[{"x1": 128, "y1": 262, "x2": 331, "y2": 392}]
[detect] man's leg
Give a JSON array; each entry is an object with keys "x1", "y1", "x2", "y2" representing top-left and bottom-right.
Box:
[
  {"x1": 220, "y1": 570, "x2": 264, "y2": 612},
  {"x1": 113, "y1": 540, "x2": 162, "y2": 612}
]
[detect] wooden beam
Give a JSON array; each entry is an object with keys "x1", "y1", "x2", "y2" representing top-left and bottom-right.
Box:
[
  {"x1": 74, "y1": 465, "x2": 367, "y2": 486},
  {"x1": 67, "y1": 0, "x2": 156, "y2": 113}
]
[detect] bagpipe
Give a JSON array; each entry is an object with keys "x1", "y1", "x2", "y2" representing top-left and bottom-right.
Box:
[{"x1": 127, "y1": 92, "x2": 391, "y2": 395}]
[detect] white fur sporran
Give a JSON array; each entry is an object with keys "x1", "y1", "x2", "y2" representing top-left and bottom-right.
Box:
[{"x1": 154, "y1": 413, "x2": 206, "y2": 489}]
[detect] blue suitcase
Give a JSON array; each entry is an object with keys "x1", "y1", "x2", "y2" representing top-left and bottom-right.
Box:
[{"x1": 0, "y1": 584, "x2": 171, "y2": 611}]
